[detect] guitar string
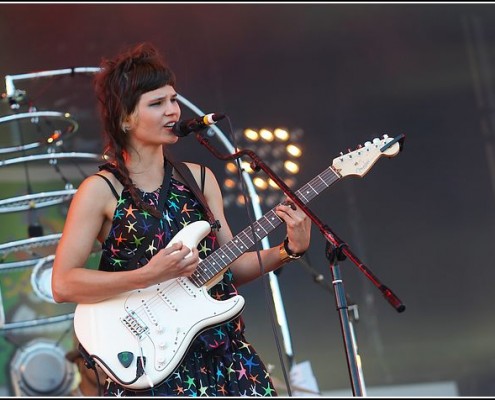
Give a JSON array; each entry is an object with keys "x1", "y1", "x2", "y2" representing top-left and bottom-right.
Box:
[
  {"x1": 193, "y1": 166, "x2": 340, "y2": 285},
  {"x1": 123, "y1": 166, "x2": 340, "y2": 337}
]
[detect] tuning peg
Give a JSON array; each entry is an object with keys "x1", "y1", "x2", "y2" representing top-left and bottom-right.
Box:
[
  {"x1": 364, "y1": 141, "x2": 372, "y2": 147},
  {"x1": 382, "y1": 134, "x2": 389, "y2": 139},
  {"x1": 372, "y1": 138, "x2": 381, "y2": 144}
]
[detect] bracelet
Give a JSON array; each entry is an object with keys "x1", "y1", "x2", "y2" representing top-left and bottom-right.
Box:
[{"x1": 279, "y1": 237, "x2": 305, "y2": 264}]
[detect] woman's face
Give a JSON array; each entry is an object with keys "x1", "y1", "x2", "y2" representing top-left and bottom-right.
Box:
[{"x1": 125, "y1": 84, "x2": 181, "y2": 147}]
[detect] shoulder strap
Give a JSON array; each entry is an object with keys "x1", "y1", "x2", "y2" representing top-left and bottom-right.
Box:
[
  {"x1": 98, "y1": 163, "x2": 124, "y2": 185},
  {"x1": 94, "y1": 173, "x2": 119, "y2": 200},
  {"x1": 170, "y1": 160, "x2": 220, "y2": 230}
]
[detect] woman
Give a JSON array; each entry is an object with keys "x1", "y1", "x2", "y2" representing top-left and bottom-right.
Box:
[{"x1": 52, "y1": 42, "x2": 311, "y2": 396}]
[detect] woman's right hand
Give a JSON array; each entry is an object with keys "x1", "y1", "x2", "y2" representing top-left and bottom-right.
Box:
[{"x1": 141, "y1": 241, "x2": 200, "y2": 286}]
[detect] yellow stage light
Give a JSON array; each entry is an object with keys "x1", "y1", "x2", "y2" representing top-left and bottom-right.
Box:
[
  {"x1": 259, "y1": 129, "x2": 274, "y2": 142},
  {"x1": 284, "y1": 160, "x2": 299, "y2": 174}
]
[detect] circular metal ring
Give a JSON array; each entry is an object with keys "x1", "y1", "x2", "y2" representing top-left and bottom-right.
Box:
[
  {"x1": 0, "y1": 151, "x2": 102, "y2": 167},
  {"x1": 0, "y1": 313, "x2": 74, "y2": 331},
  {"x1": 0, "y1": 234, "x2": 61, "y2": 272},
  {"x1": 31, "y1": 254, "x2": 56, "y2": 303},
  {"x1": 0, "y1": 111, "x2": 79, "y2": 155},
  {"x1": 0, "y1": 189, "x2": 77, "y2": 213},
  {"x1": 0, "y1": 236, "x2": 101, "y2": 272},
  {"x1": 0, "y1": 258, "x2": 40, "y2": 271},
  {"x1": 9, "y1": 338, "x2": 76, "y2": 396},
  {"x1": 0, "y1": 233, "x2": 62, "y2": 258}
]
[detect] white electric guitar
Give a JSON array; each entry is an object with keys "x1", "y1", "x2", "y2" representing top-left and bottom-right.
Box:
[{"x1": 73, "y1": 134, "x2": 404, "y2": 390}]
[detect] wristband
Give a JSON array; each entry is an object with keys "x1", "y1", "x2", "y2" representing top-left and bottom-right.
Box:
[{"x1": 279, "y1": 237, "x2": 305, "y2": 264}]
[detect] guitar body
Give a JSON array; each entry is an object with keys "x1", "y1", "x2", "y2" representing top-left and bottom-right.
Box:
[
  {"x1": 74, "y1": 280, "x2": 245, "y2": 390},
  {"x1": 74, "y1": 220, "x2": 245, "y2": 390}
]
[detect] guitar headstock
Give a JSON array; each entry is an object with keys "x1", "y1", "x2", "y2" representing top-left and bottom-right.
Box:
[{"x1": 332, "y1": 134, "x2": 405, "y2": 178}]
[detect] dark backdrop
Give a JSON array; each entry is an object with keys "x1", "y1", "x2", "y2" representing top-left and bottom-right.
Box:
[{"x1": 0, "y1": 2, "x2": 495, "y2": 396}]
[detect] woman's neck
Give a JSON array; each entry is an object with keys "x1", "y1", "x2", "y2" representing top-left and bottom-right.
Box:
[{"x1": 126, "y1": 146, "x2": 166, "y2": 192}]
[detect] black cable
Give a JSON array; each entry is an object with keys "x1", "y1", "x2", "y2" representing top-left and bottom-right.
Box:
[{"x1": 222, "y1": 118, "x2": 293, "y2": 396}]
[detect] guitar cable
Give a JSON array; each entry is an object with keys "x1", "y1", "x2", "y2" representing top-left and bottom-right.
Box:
[
  {"x1": 77, "y1": 343, "x2": 103, "y2": 396},
  {"x1": 137, "y1": 342, "x2": 154, "y2": 389},
  {"x1": 225, "y1": 118, "x2": 294, "y2": 396}
]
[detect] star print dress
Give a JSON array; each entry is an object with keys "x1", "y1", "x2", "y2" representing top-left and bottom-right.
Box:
[{"x1": 95, "y1": 164, "x2": 278, "y2": 397}]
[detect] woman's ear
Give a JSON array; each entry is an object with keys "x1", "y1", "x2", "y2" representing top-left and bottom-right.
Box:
[{"x1": 121, "y1": 116, "x2": 132, "y2": 133}]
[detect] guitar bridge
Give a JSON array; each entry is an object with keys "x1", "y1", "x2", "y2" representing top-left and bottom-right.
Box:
[{"x1": 121, "y1": 311, "x2": 149, "y2": 340}]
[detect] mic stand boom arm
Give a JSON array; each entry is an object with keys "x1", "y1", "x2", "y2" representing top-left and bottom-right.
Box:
[{"x1": 194, "y1": 132, "x2": 406, "y2": 313}]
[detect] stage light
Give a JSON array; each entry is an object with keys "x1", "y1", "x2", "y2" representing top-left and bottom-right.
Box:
[
  {"x1": 241, "y1": 160, "x2": 254, "y2": 174},
  {"x1": 244, "y1": 128, "x2": 259, "y2": 141},
  {"x1": 253, "y1": 177, "x2": 269, "y2": 190},
  {"x1": 287, "y1": 144, "x2": 302, "y2": 157},
  {"x1": 226, "y1": 162, "x2": 237, "y2": 174},
  {"x1": 284, "y1": 160, "x2": 300, "y2": 174},
  {"x1": 274, "y1": 128, "x2": 289, "y2": 141},
  {"x1": 224, "y1": 127, "x2": 304, "y2": 208},
  {"x1": 259, "y1": 129, "x2": 274, "y2": 142},
  {"x1": 224, "y1": 178, "x2": 237, "y2": 189}
]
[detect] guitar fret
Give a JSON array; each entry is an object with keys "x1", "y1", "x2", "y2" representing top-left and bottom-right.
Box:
[
  {"x1": 192, "y1": 165, "x2": 342, "y2": 288},
  {"x1": 218, "y1": 247, "x2": 234, "y2": 265},
  {"x1": 189, "y1": 272, "x2": 201, "y2": 286},
  {"x1": 196, "y1": 250, "x2": 231, "y2": 286},
  {"x1": 208, "y1": 251, "x2": 228, "y2": 274},
  {"x1": 229, "y1": 238, "x2": 245, "y2": 257},
  {"x1": 263, "y1": 212, "x2": 280, "y2": 229},
  {"x1": 201, "y1": 261, "x2": 216, "y2": 279},
  {"x1": 248, "y1": 223, "x2": 266, "y2": 242},
  {"x1": 316, "y1": 175, "x2": 330, "y2": 189},
  {"x1": 239, "y1": 228, "x2": 264, "y2": 249},
  {"x1": 305, "y1": 182, "x2": 319, "y2": 196},
  {"x1": 193, "y1": 255, "x2": 214, "y2": 283},
  {"x1": 223, "y1": 241, "x2": 239, "y2": 258},
  {"x1": 298, "y1": 191, "x2": 310, "y2": 203}
]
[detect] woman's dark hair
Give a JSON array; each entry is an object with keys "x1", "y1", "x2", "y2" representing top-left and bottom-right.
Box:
[{"x1": 94, "y1": 42, "x2": 176, "y2": 217}]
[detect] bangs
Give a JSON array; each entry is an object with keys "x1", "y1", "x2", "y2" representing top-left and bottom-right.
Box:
[{"x1": 131, "y1": 64, "x2": 176, "y2": 95}]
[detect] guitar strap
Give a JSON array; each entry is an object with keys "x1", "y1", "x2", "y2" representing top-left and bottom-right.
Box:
[
  {"x1": 169, "y1": 160, "x2": 221, "y2": 231},
  {"x1": 126, "y1": 159, "x2": 220, "y2": 269}
]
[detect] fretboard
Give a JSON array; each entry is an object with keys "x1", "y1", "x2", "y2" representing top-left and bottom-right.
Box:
[{"x1": 189, "y1": 165, "x2": 341, "y2": 287}]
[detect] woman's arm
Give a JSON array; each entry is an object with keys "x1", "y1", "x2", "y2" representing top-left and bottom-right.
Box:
[
  {"x1": 188, "y1": 163, "x2": 311, "y2": 287},
  {"x1": 51, "y1": 174, "x2": 199, "y2": 304}
]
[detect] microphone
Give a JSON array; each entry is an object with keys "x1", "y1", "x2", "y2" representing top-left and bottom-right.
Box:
[{"x1": 172, "y1": 113, "x2": 225, "y2": 137}]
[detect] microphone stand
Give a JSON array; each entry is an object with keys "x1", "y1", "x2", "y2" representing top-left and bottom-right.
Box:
[
  {"x1": 326, "y1": 241, "x2": 366, "y2": 396},
  {"x1": 299, "y1": 254, "x2": 367, "y2": 396},
  {"x1": 194, "y1": 131, "x2": 406, "y2": 396}
]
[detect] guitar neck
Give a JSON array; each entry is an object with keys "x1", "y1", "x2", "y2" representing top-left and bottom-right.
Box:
[{"x1": 190, "y1": 165, "x2": 341, "y2": 287}]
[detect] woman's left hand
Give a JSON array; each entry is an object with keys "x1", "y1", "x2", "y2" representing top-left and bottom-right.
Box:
[{"x1": 274, "y1": 199, "x2": 311, "y2": 254}]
